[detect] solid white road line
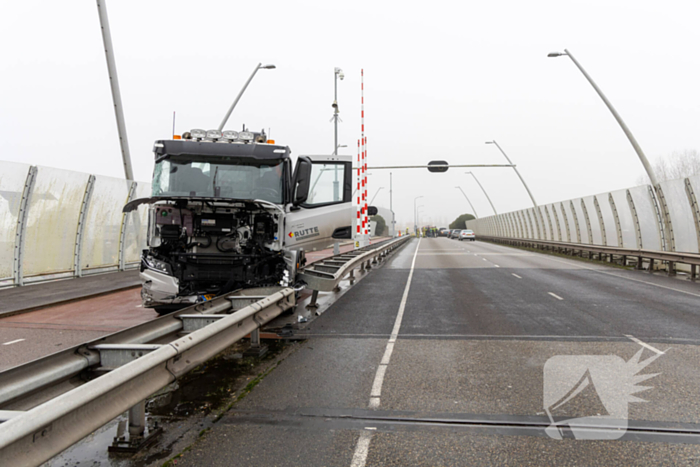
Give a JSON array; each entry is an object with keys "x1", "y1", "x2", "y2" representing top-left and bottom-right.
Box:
[
  {"x1": 548, "y1": 292, "x2": 564, "y2": 300},
  {"x1": 370, "y1": 365, "x2": 387, "y2": 397},
  {"x1": 512, "y1": 273, "x2": 522, "y2": 279},
  {"x1": 350, "y1": 430, "x2": 373, "y2": 467},
  {"x1": 625, "y1": 335, "x2": 666, "y2": 355},
  {"x1": 494, "y1": 264, "x2": 500, "y2": 268},
  {"x1": 352, "y1": 239, "x2": 422, "y2": 464},
  {"x1": 2, "y1": 339, "x2": 25, "y2": 346}
]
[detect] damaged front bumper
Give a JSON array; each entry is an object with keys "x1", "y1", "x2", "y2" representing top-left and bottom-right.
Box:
[{"x1": 140, "y1": 268, "x2": 201, "y2": 308}]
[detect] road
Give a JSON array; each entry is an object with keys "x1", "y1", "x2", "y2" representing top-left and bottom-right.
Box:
[
  {"x1": 0, "y1": 239, "x2": 390, "y2": 371},
  {"x1": 174, "y1": 237, "x2": 700, "y2": 466}
]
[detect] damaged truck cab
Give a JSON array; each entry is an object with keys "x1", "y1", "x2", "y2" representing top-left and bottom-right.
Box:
[{"x1": 123, "y1": 129, "x2": 353, "y2": 313}]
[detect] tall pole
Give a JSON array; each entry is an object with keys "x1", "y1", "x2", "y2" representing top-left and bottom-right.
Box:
[
  {"x1": 548, "y1": 49, "x2": 659, "y2": 188},
  {"x1": 218, "y1": 63, "x2": 275, "y2": 131},
  {"x1": 332, "y1": 68, "x2": 343, "y2": 200},
  {"x1": 455, "y1": 187, "x2": 479, "y2": 218},
  {"x1": 96, "y1": 0, "x2": 133, "y2": 180},
  {"x1": 486, "y1": 141, "x2": 537, "y2": 207},
  {"x1": 390, "y1": 172, "x2": 395, "y2": 237},
  {"x1": 548, "y1": 48, "x2": 671, "y2": 250},
  {"x1": 413, "y1": 196, "x2": 423, "y2": 234},
  {"x1": 465, "y1": 172, "x2": 497, "y2": 214}
]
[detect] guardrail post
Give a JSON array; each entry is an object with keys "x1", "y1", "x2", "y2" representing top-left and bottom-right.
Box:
[
  {"x1": 307, "y1": 290, "x2": 319, "y2": 308},
  {"x1": 128, "y1": 400, "x2": 146, "y2": 437},
  {"x1": 667, "y1": 261, "x2": 676, "y2": 277},
  {"x1": 691, "y1": 264, "x2": 697, "y2": 281},
  {"x1": 636, "y1": 257, "x2": 644, "y2": 270},
  {"x1": 245, "y1": 327, "x2": 268, "y2": 357},
  {"x1": 648, "y1": 258, "x2": 655, "y2": 273}
]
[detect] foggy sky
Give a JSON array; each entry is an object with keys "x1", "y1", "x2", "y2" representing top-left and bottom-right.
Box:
[{"x1": 2, "y1": 0, "x2": 699, "y2": 230}]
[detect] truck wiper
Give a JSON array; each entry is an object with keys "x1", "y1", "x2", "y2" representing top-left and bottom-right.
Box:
[{"x1": 212, "y1": 166, "x2": 220, "y2": 197}]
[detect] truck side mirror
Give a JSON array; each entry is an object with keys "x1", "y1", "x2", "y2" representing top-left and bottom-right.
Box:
[
  {"x1": 331, "y1": 226, "x2": 352, "y2": 239},
  {"x1": 292, "y1": 157, "x2": 312, "y2": 206}
]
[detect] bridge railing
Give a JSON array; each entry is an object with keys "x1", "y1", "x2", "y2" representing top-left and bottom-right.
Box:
[
  {"x1": 466, "y1": 175, "x2": 700, "y2": 272},
  {"x1": 0, "y1": 161, "x2": 150, "y2": 288}
]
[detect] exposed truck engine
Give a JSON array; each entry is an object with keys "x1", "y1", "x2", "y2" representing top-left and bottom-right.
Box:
[{"x1": 124, "y1": 128, "x2": 354, "y2": 313}]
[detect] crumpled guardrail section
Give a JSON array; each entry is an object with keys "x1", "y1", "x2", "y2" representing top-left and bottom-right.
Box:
[
  {"x1": 0, "y1": 288, "x2": 294, "y2": 466},
  {"x1": 298, "y1": 236, "x2": 412, "y2": 292}
]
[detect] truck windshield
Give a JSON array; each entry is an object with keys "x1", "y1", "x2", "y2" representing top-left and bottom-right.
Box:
[{"x1": 152, "y1": 156, "x2": 284, "y2": 204}]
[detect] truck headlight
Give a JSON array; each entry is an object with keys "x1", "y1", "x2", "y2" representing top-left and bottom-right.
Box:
[{"x1": 143, "y1": 256, "x2": 172, "y2": 275}]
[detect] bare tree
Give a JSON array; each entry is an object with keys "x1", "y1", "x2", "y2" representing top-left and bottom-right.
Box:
[{"x1": 636, "y1": 149, "x2": 700, "y2": 185}]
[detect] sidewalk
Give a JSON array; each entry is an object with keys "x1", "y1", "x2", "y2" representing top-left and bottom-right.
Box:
[{"x1": 0, "y1": 270, "x2": 141, "y2": 318}]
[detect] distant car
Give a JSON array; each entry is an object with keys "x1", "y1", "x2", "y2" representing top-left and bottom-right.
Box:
[
  {"x1": 459, "y1": 229, "x2": 476, "y2": 241},
  {"x1": 438, "y1": 228, "x2": 449, "y2": 237},
  {"x1": 449, "y1": 229, "x2": 461, "y2": 239}
]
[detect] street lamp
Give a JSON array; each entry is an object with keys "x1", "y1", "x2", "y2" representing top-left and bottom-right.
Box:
[
  {"x1": 390, "y1": 172, "x2": 395, "y2": 237},
  {"x1": 455, "y1": 187, "x2": 479, "y2": 218},
  {"x1": 370, "y1": 187, "x2": 384, "y2": 205},
  {"x1": 332, "y1": 68, "x2": 345, "y2": 200},
  {"x1": 332, "y1": 67, "x2": 345, "y2": 155},
  {"x1": 485, "y1": 141, "x2": 537, "y2": 208},
  {"x1": 547, "y1": 49, "x2": 660, "y2": 189},
  {"x1": 548, "y1": 48, "x2": 673, "y2": 250},
  {"x1": 218, "y1": 63, "x2": 275, "y2": 131},
  {"x1": 414, "y1": 196, "x2": 424, "y2": 234},
  {"x1": 417, "y1": 205, "x2": 424, "y2": 228},
  {"x1": 465, "y1": 172, "x2": 497, "y2": 214}
]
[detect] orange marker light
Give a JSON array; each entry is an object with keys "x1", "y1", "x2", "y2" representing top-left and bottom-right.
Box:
[
  {"x1": 267, "y1": 139, "x2": 275, "y2": 144},
  {"x1": 173, "y1": 135, "x2": 182, "y2": 140}
]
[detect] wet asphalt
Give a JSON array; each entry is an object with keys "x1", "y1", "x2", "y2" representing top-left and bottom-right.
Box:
[{"x1": 176, "y1": 238, "x2": 700, "y2": 466}]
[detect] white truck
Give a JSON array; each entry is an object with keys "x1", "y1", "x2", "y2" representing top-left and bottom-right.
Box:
[{"x1": 123, "y1": 128, "x2": 353, "y2": 313}]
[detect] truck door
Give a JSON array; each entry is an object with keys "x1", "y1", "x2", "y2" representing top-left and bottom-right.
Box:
[{"x1": 285, "y1": 155, "x2": 353, "y2": 252}]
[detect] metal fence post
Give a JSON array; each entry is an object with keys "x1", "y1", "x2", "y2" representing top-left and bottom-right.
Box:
[
  {"x1": 593, "y1": 197, "x2": 608, "y2": 246},
  {"x1": 626, "y1": 190, "x2": 643, "y2": 250},
  {"x1": 561, "y1": 203, "x2": 571, "y2": 242},
  {"x1": 544, "y1": 206, "x2": 554, "y2": 241},
  {"x1": 551, "y1": 205, "x2": 562, "y2": 241},
  {"x1": 570, "y1": 201, "x2": 582, "y2": 244},
  {"x1": 608, "y1": 193, "x2": 624, "y2": 248},
  {"x1": 580, "y1": 200, "x2": 594, "y2": 245},
  {"x1": 684, "y1": 178, "x2": 700, "y2": 253},
  {"x1": 118, "y1": 181, "x2": 137, "y2": 271},
  {"x1": 13, "y1": 166, "x2": 37, "y2": 287},
  {"x1": 74, "y1": 175, "x2": 96, "y2": 278},
  {"x1": 655, "y1": 185, "x2": 676, "y2": 275},
  {"x1": 128, "y1": 400, "x2": 146, "y2": 437},
  {"x1": 648, "y1": 185, "x2": 668, "y2": 252}
]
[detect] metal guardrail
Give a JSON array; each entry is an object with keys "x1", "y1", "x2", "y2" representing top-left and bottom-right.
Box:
[
  {"x1": 298, "y1": 236, "x2": 411, "y2": 305},
  {"x1": 0, "y1": 287, "x2": 294, "y2": 465},
  {"x1": 299, "y1": 236, "x2": 410, "y2": 291},
  {"x1": 479, "y1": 235, "x2": 700, "y2": 279},
  {"x1": 0, "y1": 236, "x2": 412, "y2": 465}
]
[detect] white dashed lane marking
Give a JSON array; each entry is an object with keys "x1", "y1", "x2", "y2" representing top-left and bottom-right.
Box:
[
  {"x1": 548, "y1": 292, "x2": 564, "y2": 300},
  {"x1": 3, "y1": 339, "x2": 25, "y2": 346}
]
